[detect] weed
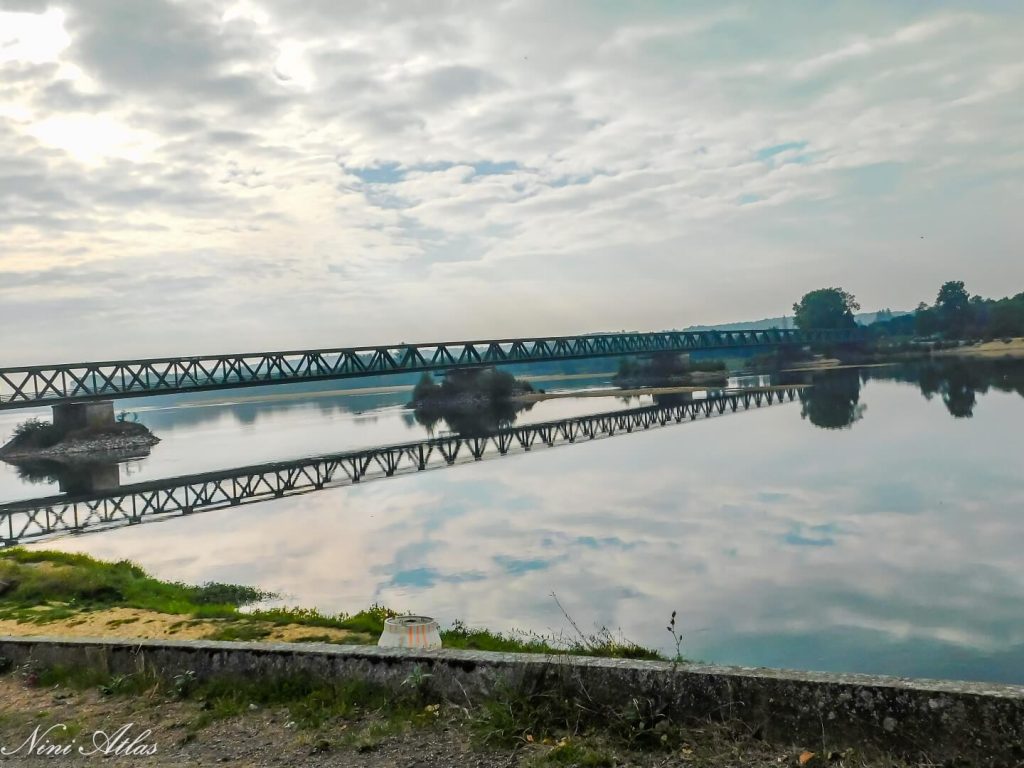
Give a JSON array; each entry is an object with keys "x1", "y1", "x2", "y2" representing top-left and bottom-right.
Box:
[
  {"x1": 172, "y1": 670, "x2": 197, "y2": 699},
  {"x1": 289, "y1": 634, "x2": 348, "y2": 644},
  {"x1": 473, "y1": 679, "x2": 587, "y2": 747},
  {"x1": 531, "y1": 740, "x2": 616, "y2": 767},
  {"x1": 204, "y1": 623, "x2": 272, "y2": 642},
  {"x1": 666, "y1": 610, "x2": 685, "y2": 663},
  {"x1": 400, "y1": 665, "x2": 435, "y2": 707},
  {"x1": 345, "y1": 720, "x2": 404, "y2": 753},
  {"x1": 98, "y1": 673, "x2": 153, "y2": 697},
  {"x1": 548, "y1": 593, "x2": 661, "y2": 660},
  {"x1": 185, "y1": 582, "x2": 271, "y2": 606}
]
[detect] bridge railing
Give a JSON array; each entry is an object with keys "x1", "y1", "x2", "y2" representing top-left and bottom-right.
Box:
[
  {"x1": 0, "y1": 328, "x2": 861, "y2": 408},
  {"x1": 0, "y1": 387, "x2": 800, "y2": 544}
]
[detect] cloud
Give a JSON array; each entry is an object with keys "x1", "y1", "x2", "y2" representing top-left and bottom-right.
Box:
[{"x1": 0, "y1": 2, "x2": 1022, "y2": 361}]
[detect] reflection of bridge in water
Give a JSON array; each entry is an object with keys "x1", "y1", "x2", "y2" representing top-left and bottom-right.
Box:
[{"x1": 0, "y1": 387, "x2": 799, "y2": 546}]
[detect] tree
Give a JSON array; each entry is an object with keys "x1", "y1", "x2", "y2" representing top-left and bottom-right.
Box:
[
  {"x1": 914, "y1": 301, "x2": 939, "y2": 336},
  {"x1": 936, "y1": 280, "x2": 970, "y2": 314},
  {"x1": 990, "y1": 296, "x2": 1024, "y2": 338},
  {"x1": 792, "y1": 288, "x2": 860, "y2": 330},
  {"x1": 935, "y1": 280, "x2": 972, "y2": 336}
]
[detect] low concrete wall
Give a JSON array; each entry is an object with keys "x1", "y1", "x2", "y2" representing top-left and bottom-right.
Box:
[{"x1": 1, "y1": 636, "x2": 1021, "y2": 764}]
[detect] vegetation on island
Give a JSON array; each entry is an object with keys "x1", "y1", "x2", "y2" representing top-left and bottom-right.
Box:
[
  {"x1": 613, "y1": 353, "x2": 727, "y2": 388},
  {"x1": 409, "y1": 368, "x2": 538, "y2": 435},
  {"x1": 411, "y1": 368, "x2": 534, "y2": 406}
]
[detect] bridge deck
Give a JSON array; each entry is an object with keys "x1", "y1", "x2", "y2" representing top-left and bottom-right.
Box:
[{"x1": 0, "y1": 329, "x2": 858, "y2": 408}]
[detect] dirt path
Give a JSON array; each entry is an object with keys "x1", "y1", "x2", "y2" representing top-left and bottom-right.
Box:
[{"x1": 0, "y1": 607, "x2": 359, "y2": 644}]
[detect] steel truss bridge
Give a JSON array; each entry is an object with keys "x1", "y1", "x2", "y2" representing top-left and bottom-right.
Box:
[
  {"x1": 0, "y1": 328, "x2": 859, "y2": 409},
  {"x1": 0, "y1": 387, "x2": 799, "y2": 545}
]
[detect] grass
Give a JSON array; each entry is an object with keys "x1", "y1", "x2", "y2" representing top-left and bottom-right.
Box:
[
  {"x1": 203, "y1": 623, "x2": 272, "y2": 642},
  {"x1": 0, "y1": 549, "x2": 388, "y2": 641},
  {"x1": 0, "y1": 550, "x2": 664, "y2": 659},
  {"x1": 441, "y1": 620, "x2": 661, "y2": 660},
  {"x1": 0, "y1": 548, "x2": 269, "y2": 613},
  {"x1": 527, "y1": 741, "x2": 616, "y2": 767}
]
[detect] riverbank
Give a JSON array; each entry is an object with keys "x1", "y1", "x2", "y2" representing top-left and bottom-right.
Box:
[
  {"x1": 935, "y1": 337, "x2": 1024, "y2": 358},
  {"x1": 0, "y1": 549, "x2": 658, "y2": 659}
]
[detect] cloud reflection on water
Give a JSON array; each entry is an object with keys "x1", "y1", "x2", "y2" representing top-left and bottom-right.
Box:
[{"x1": 35, "y1": 373, "x2": 1024, "y2": 683}]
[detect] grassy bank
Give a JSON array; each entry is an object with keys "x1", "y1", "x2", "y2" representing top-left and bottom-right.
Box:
[{"x1": 0, "y1": 549, "x2": 659, "y2": 659}]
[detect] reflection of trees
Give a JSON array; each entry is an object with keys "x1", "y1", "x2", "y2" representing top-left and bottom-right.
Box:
[
  {"x1": 864, "y1": 359, "x2": 1024, "y2": 419},
  {"x1": 799, "y1": 369, "x2": 865, "y2": 429},
  {"x1": 7, "y1": 458, "x2": 69, "y2": 485},
  {"x1": 411, "y1": 400, "x2": 535, "y2": 437},
  {"x1": 938, "y1": 365, "x2": 977, "y2": 418},
  {"x1": 2, "y1": 458, "x2": 123, "y2": 494},
  {"x1": 877, "y1": 360, "x2": 1024, "y2": 418},
  {"x1": 652, "y1": 392, "x2": 695, "y2": 408}
]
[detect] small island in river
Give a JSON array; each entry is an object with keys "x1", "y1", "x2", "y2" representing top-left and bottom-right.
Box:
[
  {"x1": 407, "y1": 368, "x2": 536, "y2": 434},
  {"x1": 0, "y1": 416, "x2": 159, "y2": 461}
]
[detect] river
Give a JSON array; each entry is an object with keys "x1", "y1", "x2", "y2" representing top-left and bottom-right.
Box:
[{"x1": 0, "y1": 360, "x2": 1021, "y2": 684}]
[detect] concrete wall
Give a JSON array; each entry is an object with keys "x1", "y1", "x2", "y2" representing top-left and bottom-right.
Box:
[{"x1": 0, "y1": 637, "x2": 1020, "y2": 764}]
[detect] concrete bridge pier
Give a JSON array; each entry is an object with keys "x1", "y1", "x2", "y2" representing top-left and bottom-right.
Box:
[
  {"x1": 52, "y1": 400, "x2": 115, "y2": 432},
  {"x1": 58, "y1": 463, "x2": 121, "y2": 495}
]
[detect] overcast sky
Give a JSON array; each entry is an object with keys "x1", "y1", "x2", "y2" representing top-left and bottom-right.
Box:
[{"x1": 1, "y1": 1, "x2": 1022, "y2": 363}]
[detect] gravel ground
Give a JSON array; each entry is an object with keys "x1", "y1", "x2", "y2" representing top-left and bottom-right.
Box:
[{"x1": 0, "y1": 677, "x2": 923, "y2": 768}]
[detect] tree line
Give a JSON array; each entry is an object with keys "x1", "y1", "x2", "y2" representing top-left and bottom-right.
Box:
[{"x1": 792, "y1": 282, "x2": 1024, "y2": 340}]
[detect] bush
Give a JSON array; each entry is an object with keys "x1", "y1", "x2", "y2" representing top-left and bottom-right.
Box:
[
  {"x1": 412, "y1": 369, "x2": 532, "y2": 404},
  {"x1": 8, "y1": 418, "x2": 63, "y2": 449},
  {"x1": 614, "y1": 354, "x2": 726, "y2": 384}
]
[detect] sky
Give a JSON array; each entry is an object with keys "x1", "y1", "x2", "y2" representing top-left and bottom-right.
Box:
[{"x1": 1, "y1": 0, "x2": 1022, "y2": 363}]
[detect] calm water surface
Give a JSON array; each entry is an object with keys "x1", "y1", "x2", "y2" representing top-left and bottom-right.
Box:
[{"x1": 1, "y1": 362, "x2": 1022, "y2": 684}]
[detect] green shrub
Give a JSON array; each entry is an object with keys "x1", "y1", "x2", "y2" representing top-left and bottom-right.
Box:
[{"x1": 8, "y1": 418, "x2": 63, "y2": 449}]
